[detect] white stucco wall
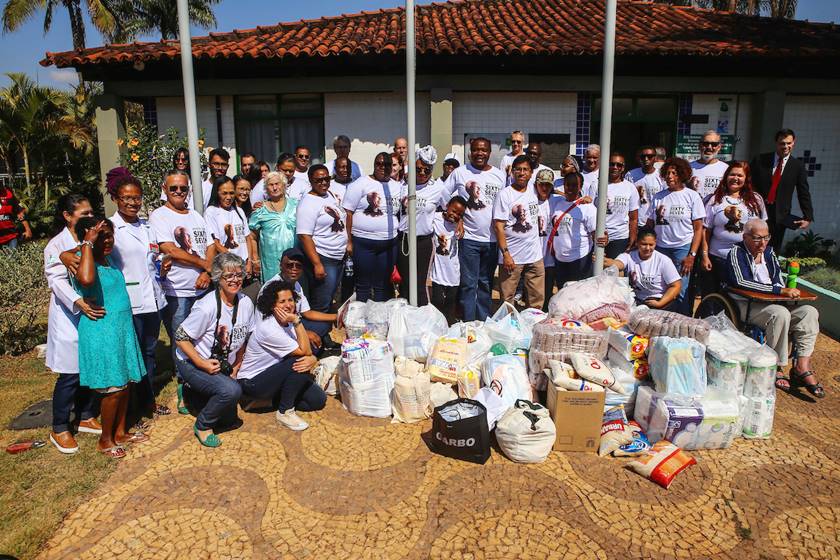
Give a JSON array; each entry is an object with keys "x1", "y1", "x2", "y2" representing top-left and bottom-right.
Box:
[{"x1": 155, "y1": 95, "x2": 235, "y2": 152}]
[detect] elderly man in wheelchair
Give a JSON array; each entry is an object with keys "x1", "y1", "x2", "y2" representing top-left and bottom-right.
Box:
[{"x1": 716, "y1": 218, "x2": 824, "y2": 398}]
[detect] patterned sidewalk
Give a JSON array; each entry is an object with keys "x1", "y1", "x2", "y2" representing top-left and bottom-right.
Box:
[{"x1": 37, "y1": 335, "x2": 840, "y2": 560}]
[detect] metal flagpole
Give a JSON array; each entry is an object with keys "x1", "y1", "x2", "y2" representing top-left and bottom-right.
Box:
[
  {"x1": 177, "y1": 0, "x2": 204, "y2": 215},
  {"x1": 406, "y1": 0, "x2": 418, "y2": 305},
  {"x1": 593, "y1": 0, "x2": 617, "y2": 274}
]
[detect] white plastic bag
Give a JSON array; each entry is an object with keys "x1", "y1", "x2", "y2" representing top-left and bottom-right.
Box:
[
  {"x1": 313, "y1": 356, "x2": 341, "y2": 396},
  {"x1": 481, "y1": 354, "x2": 533, "y2": 409},
  {"x1": 647, "y1": 336, "x2": 707, "y2": 396},
  {"x1": 364, "y1": 301, "x2": 392, "y2": 339},
  {"x1": 343, "y1": 301, "x2": 367, "y2": 339},
  {"x1": 495, "y1": 400, "x2": 556, "y2": 463},
  {"x1": 338, "y1": 338, "x2": 395, "y2": 418},
  {"x1": 743, "y1": 345, "x2": 778, "y2": 399},
  {"x1": 391, "y1": 357, "x2": 432, "y2": 423},
  {"x1": 548, "y1": 267, "x2": 634, "y2": 323},
  {"x1": 484, "y1": 302, "x2": 528, "y2": 352},
  {"x1": 472, "y1": 387, "x2": 508, "y2": 431},
  {"x1": 429, "y1": 382, "x2": 458, "y2": 409},
  {"x1": 388, "y1": 304, "x2": 449, "y2": 362}
]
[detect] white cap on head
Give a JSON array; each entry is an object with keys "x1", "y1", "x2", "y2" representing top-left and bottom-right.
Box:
[
  {"x1": 444, "y1": 152, "x2": 460, "y2": 164},
  {"x1": 417, "y1": 145, "x2": 438, "y2": 166}
]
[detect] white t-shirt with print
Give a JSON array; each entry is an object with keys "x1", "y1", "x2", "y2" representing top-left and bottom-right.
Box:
[
  {"x1": 442, "y1": 164, "x2": 506, "y2": 243},
  {"x1": 430, "y1": 213, "x2": 460, "y2": 287},
  {"x1": 328, "y1": 182, "x2": 347, "y2": 205},
  {"x1": 149, "y1": 205, "x2": 209, "y2": 297},
  {"x1": 617, "y1": 250, "x2": 681, "y2": 303},
  {"x1": 648, "y1": 188, "x2": 706, "y2": 249},
  {"x1": 259, "y1": 275, "x2": 311, "y2": 314},
  {"x1": 582, "y1": 169, "x2": 600, "y2": 199},
  {"x1": 249, "y1": 179, "x2": 266, "y2": 206},
  {"x1": 204, "y1": 205, "x2": 250, "y2": 262},
  {"x1": 342, "y1": 176, "x2": 401, "y2": 240},
  {"x1": 625, "y1": 167, "x2": 645, "y2": 184},
  {"x1": 538, "y1": 196, "x2": 554, "y2": 266},
  {"x1": 597, "y1": 180, "x2": 640, "y2": 241},
  {"x1": 399, "y1": 179, "x2": 445, "y2": 235},
  {"x1": 296, "y1": 191, "x2": 347, "y2": 260},
  {"x1": 704, "y1": 195, "x2": 768, "y2": 259},
  {"x1": 690, "y1": 160, "x2": 729, "y2": 202},
  {"x1": 236, "y1": 314, "x2": 300, "y2": 380},
  {"x1": 175, "y1": 291, "x2": 254, "y2": 363},
  {"x1": 500, "y1": 152, "x2": 523, "y2": 177},
  {"x1": 287, "y1": 176, "x2": 312, "y2": 202},
  {"x1": 548, "y1": 196, "x2": 597, "y2": 263},
  {"x1": 492, "y1": 185, "x2": 542, "y2": 265},
  {"x1": 634, "y1": 171, "x2": 667, "y2": 226},
  {"x1": 326, "y1": 159, "x2": 364, "y2": 182}
]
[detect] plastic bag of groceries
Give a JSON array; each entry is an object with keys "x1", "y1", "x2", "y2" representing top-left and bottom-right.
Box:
[
  {"x1": 364, "y1": 301, "x2": 392, "y2": 340},
  {"x1": 313, "y1": 356, "x2": 341, "y2": 396},
  {"x1": 484, "y1": 302, "x2": 529, "y2": 353},
  {"x1": 391, "y1": 357, "x2": 432, "y2": 423},
  {"x1": 481, "y1": 353, "x2": 533, "y2": 410},
  {"x1": 447, "y1": 321, "x2": 493, "y2": 366},
  {"x1": 343, "y1": 301, "x2": 367, "y2": 339},
  {"x1": 388, "y1": 304, "x2": 449, "y2": 362},
  {"x1": 548, "y1": 267, "x2": 634, "y2": 324},
  {"x1": 495, "y1": 400, "x2": 556, "y2": 463},
  {"x1": 338, "y1": 338, "x2": 395, "y2": 418},
  {"x1": 647, "y1": 336, "x2": 707, "y2": 397},
  {"x1": 529, "y1": 318, "x2": 609, "y2": 378},
  {"x1": 629, "y1": 308, "x2": 710, "y2": 344}
]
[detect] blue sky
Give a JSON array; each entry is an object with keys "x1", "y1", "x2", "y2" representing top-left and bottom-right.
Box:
[{"x1": 1, "y1": 0, "x2": 838, "y2": 89}]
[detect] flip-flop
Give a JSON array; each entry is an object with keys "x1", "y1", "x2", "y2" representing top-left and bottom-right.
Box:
[
  {"x1": 154, "y1": 403, "x2": 172, "y2": 416},
  {"x1": 98, "y1": 446, "x2": 127, "y2": 459},
  {"x1": 117, "y1": 432, "x2": 150, "y2": 445},
  {"x1": 790, "y1": 369, "x2": 826, "y2": 399}
]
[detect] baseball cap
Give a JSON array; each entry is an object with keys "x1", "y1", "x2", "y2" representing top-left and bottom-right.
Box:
[{"x1": 535, "y1": 168, "x2": 555, "y2": 185}]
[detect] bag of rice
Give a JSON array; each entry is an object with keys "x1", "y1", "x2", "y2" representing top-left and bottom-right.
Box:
[
  {"x1": 598, "y1": 406, "x2": 635, "y2": 457},
  {"x1": 626, "y1": 440, "x2": 696, "y2": 489},
  {"x1": 391, "y1": 357, "x2": 432, "y2": 423},
  {"x1": 457, "y1": 365, "x2": 481, "y2": 399},
  {"x1": 547, "y1": 360, "x2": 605, "y2": 392},
  {"x1": 426, "y1": 337, "x2": 468, "y2": 384},
  {"x1": 569, "y1": 353, "x2": 627, "y2": 394},
  {"x1": 613, "y1": 421, "x2": 651, "y2": 457}
]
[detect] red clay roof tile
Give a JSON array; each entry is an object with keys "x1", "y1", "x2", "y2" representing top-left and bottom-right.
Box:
[{"x1": 41, "y1": 0, "x2": 840, "y2": 68}]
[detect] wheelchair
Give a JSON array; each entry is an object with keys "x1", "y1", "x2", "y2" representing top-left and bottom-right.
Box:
[{"x1": 693, "y1": 287, "x2": 766, "y2": 343}]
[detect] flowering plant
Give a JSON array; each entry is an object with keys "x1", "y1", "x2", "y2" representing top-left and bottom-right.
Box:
[{"x1": 120, "y1": 124, "x2": 207, "y2": 214}]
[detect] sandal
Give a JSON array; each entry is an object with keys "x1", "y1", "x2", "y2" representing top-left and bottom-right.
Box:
[
  {"x1": 154, "y1": 403, "x2": 172, "y2": 416},
  {"x1": 117, "y1": 432, "x2": 150, "y2": 445},
  {"x1": 98, "y1": 445, "x2": 127, "y2": 459},
  {"x1": 133, "y1": 420, "x2": 152, "y2": 433},
  {"x1": 193, "y1": 425, "x2": 221, "y2": 448},
  {"x1": 176, "y1": 384, "x2": 189, "y2": 415},
  {"x1": 790, "y1": 368, "x2": 826, "y2": 399},
  {"x1": 775, "y1": 371, "x2": 791, "y2": 391}
]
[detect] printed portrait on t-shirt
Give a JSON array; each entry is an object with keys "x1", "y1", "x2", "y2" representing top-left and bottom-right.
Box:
[
  {"x1": 655, "y1": 205, "x2": 670, "y2": 226},
  {"x1": 511, "y1": 204, "x2": 532, "y2": 233},
  {"x1": 724, "y1": 205, "x2": 744, "y2": 233},
  {"x1": 222, "y1": 223, "x2": 239, "y2": 249},
  {"x1": 436, "y1": 233, "x2": 450, "y2": 256},
  {"x1": 465, "y1": 181, "x2": 486, "y2": 210},
  {"x1": 216, "y1": 324, "x2": 230, "y2": 350},
  {"x1": 363, "y1": 192, "x2": 383, "y2": 216},
  {"x1": 538, "y1": 214, "x2": 546, "y2": 237},
  {"x1": 637, "y1": 184, "x2": 647, "y2": 205},
  {"x1": 174, "y1": 226, "x2": 198, "y2": 255},
  {"x1": 325, "y1": 206, "x2": 345, "y2": 232}
]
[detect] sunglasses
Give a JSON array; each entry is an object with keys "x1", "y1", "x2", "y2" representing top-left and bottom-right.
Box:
[
  {"x1": 701, "y1": 141, "x2": 721, "y2": 147},
  {"x1": 510, "y1": 140, "x2": 523, "y2": 144},
  {"x1": 169, "y1": 186, "x2": 189, "y2": 193},
  {"x1": 640, "y1": 153, "x2": 655, "y2": 159},
  {"x1": 283, "y1": 261, "x2": 304, "y2": 270},
  {"x1": 609, "y1": 162, "x2": 625, "y2": 168},
  {"x1": 296, "y1": 154, "x2": 310, "y2": 160},
  {"x1": 311, "y1": 177, "x2": 330, "y2": 184},
  {"x1": 416, "y1": 166, "x2": 431, "y2": 174}
]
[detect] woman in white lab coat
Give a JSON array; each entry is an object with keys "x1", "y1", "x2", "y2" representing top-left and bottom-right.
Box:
[
  {"x1": 44, "y1": 193, "x2": 102, "y2": 454},
  {"x1": 107, "y1": 170, "x2": 171, "y2": 417}
]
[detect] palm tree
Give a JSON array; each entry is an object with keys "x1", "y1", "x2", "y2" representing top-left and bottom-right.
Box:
[
  {"x1": 115, "y1": 0, "x2": 220, "y2": 41},
  {"x1": 656, "y1": 1, "x2": 797, "y2": 18},
  {"x1": 1, "y1": 0, "x2": 118, "y2": 51}
]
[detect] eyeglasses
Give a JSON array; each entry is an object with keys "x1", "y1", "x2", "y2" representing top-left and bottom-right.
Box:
[
  {"x1": 283, "y1": 261, "x2": 304, "y2": 270},
  {"x1": 609, "y1": 162, "x2": 625, "y2": 168},
  {"x1": 416, "y1": 166, "x2": 431, "y2": 174},
  {"x1": 700, "y1": 141, "x2": 721, "y2": 147},
  {"x1": 311, "y1": 177, "x2": 330, "y2": 184},
  {"x1": 175, "y1": 156, "x2": 188, "y2": 162},
  {"x1": 374, "y1": 161, "x2": 392, "y2": 167},
  {"x1": 221, "y1": 272, "x2": 245, "y2": 282},
  {"x1": 118, "y1": 196, "x2": 143, "y2": 203},
  {"x1": 640, "y1": 153, "x2": 655, "y2": 159},
  {"x1": 296, "y1": 154, "x2": 310, "y2": 160},
  {"x1": 168, "y1": 186, "x2": 189, "y2": 193},
  {"x1": 210, "y1": 161, "x2": 229, "y2": 168},
  {"x1": 749, "y1": 234, "x2": 771, "y2": 242},
  {"x1": 510, "y1": 140, "x2": 523, "y2": 144}
]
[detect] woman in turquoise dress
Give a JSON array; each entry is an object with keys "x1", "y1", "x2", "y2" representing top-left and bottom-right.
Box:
[
  {"x1": 249, "y1": 171, "x2": 298, "y2": 282},
  {"x1": 73, "y1": 217, "x2": 148, "y2": 458}
]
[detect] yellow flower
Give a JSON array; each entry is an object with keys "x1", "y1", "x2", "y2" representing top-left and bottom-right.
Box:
[
  {"x1": 116, "y1": 138, "x2": 124, "y2": 147},
  {"x1": 131, "y1": 153, "x2": 140, "y2": 162},
  {"x1": 197, "y1": 139, "x2": 205, "y2": 148},
  {"x1": 128, "y1": 138, "x2": 139, "y2": 147}
]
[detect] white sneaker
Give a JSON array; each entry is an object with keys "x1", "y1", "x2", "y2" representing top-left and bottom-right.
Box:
[{"x1": 275, "y1": 409, "x2": 309, "y2": 431}]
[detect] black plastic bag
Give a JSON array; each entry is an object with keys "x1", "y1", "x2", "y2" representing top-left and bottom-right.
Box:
[{"x1": 430, "y1": 398, "x2": 491, "y2": 464}]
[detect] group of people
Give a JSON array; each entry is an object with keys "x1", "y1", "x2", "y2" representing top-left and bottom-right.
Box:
[{"x1": 42, "y1": 126, "x2": 824, "y2": 457}]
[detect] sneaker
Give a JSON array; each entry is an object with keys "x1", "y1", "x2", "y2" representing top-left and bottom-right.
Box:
[
  {"x1": 76, "y1": 418, "x2": 103, "y2": 435},
  {"x1": 275, "y1": 409, "x2": 309, "y2": 431},
  {"x1": 49, "y1": 431, "x2": 79, "y2": 454}
]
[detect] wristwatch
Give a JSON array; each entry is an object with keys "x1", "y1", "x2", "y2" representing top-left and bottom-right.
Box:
[
  {"x1": 688, "y1": 251, "x2": 697, "y2": 257},
  {"x1": 501, "y1": 247, "x2": 510, "y2": 254}
]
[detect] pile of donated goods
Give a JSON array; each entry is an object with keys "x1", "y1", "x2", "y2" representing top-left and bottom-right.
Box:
[{"x1": 313, "y1": 268, "x2": 778, "y2": 489}]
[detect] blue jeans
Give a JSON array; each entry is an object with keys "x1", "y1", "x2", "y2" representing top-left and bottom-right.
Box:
[
  {"x1": 162, "y1": 295, "x2": 198, "y2": 378},
  {"x1": 132, "y1": 311, "x2": 161, "y2": 412},
  {"x1": 238, "y1": 355, "x2": 327, "y2": 413},
  {"x1": 176, "y1": 358, "x2": 242, "y2": 431},
  {"x1": 307, "y1": 255, "x2": 344, "y2": 312},
  {"x1": 52, "y1": 373, "x2": 99, "y2": 433},
  {"x1": 352, "y1": 236, "x2": 398, "y2": 303},
  {"x1": 458, "y1": 238, "x2": 497, "y2": 321},
  {"x1": 658, "y1": 244, "x2": 692, "y2": 316}
]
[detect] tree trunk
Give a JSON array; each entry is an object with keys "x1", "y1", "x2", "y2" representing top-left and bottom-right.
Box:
[
  {"x1": 65, "y1": 0, "x2": 86, "y2": 50},
  {"x1": 22, "y1": 146, "x2": 31, "y2": 190}
]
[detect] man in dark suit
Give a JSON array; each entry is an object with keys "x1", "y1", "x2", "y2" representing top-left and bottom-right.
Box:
[{"x1": 750, "y1": 128, "x2": 814, "y2": 253}]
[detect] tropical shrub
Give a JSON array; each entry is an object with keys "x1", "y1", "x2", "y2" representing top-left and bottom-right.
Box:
[{"x1": 0, "y1": 240, "x2": 50, "y2": 354}]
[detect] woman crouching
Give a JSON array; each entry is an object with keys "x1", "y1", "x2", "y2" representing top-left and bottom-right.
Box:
[
  {"x1": 175, "y1": 253, "x2": 254, "y2": 447},
  {"x1": 236, "y1": 280, "x2": 325, "y2": 432}
]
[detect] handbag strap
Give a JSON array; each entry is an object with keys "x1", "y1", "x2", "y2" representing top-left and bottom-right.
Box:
[
  {"x1": 546, "y1": 197, "x2": 583, "y2": 256},
  {"x1": 211, "y1": 287, "x2": 240, "y2": 355}
]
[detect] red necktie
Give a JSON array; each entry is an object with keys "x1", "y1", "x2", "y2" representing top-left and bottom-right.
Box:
[{"x1": 767, "y1": 158, "x2": 783, "y2": 205}]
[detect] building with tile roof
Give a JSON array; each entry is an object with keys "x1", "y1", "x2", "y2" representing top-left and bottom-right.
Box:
[{"x1": 42, "y1": 0, "x2": 840, "y2": 239}]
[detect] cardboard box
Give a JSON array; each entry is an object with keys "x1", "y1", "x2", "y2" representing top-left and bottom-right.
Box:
[{"x1": 546, "y1": 384, "x2": 605, "y2": 452}]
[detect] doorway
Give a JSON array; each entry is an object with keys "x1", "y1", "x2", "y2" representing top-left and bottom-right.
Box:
[{"x1": 591, "y1": 96, "x2": 677, "y2": 161}]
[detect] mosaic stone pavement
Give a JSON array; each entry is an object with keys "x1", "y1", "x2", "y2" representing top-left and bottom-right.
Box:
[{"x1": 38, "y1": 334, "x2": 840, "y2": 560}]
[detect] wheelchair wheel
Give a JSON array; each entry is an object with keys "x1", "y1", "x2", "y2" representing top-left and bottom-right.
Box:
[{"x1": 693, "y1": 292, "x2": 741, "y2": 330}]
